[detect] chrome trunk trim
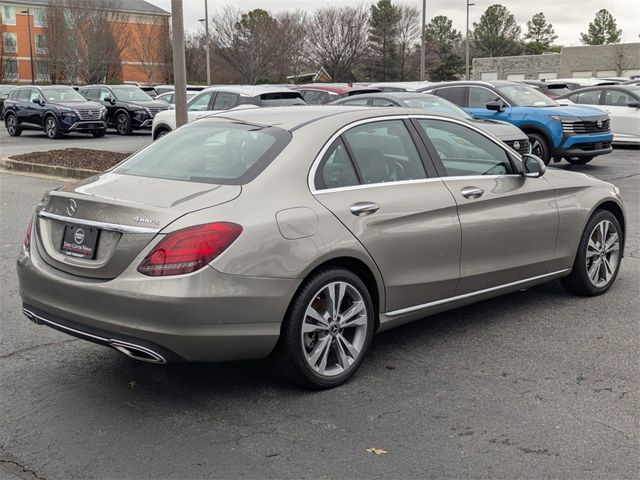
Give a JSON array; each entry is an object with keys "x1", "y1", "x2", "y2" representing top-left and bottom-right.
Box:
[{"x1": 37, "y1": 211, "x2": 160, "y2": 234}]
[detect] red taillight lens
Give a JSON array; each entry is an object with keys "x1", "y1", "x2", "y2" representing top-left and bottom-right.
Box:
[
  {"x1": 137, "y1": 222, "x2": 242, "y2": 277},
  {"x1": 23, "y1": 218, "x2": 33, "y2": 250}
]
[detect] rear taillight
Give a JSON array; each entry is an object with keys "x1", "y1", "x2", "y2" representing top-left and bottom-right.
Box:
[
  {"x1": 137, "y1": 222, "x2": 242, "y2": 277},
  {"x1": 23, "y1": 218, "x2": 33, "y2": 250}
]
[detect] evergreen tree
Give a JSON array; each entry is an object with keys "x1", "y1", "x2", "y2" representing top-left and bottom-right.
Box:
[
  {"x1": 580, "y1": 9, "x2": 622, "y2": 45},
  {"x1": 424, "y1": 16, "x2": 464, "y2": 81},
  {"x1": 524, "y1": 12, "x2": 557, "y2": 54},
  {"x1": 472, "y1": 4, "x2": 522, "y2": 57},
  {"x1": 369, "y1": 0, "x2": 401, "y2": 81}
]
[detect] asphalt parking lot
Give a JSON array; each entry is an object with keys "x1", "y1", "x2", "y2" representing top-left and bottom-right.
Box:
[
  {"x1": 0, "y1": 148, "x2": 638, "y2": 479},
  {"x1": 0, "y1": 127, "x2": 152, "y2": 157}
]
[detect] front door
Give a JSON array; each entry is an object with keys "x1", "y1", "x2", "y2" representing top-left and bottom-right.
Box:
[
  {"x1": 465, "y1": 86, "x2": 512, "y2": 122},
  {"x1": 312, "y1": 119, "x2": 461, "y2": 312},
  {"x1": 413, "y1": 117, "x2": 559, "y2": 294}
]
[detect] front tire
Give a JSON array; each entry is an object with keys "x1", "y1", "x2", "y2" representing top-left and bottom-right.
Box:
[
  {"x1": 565, "y1": 156, "x2": 594, "y2": 165},
  {"x1": 527, "y1": 132, "x2": 551, "y2": 164},
  {"x1": 276, "y1": 268, "x2": 375, "y2": 389},
  {"x1": 44, "y1": 116, "x2": 62, "y2": 139},
  {"x1": 5, "y1": 113, "x2": 21, "y2": 136},
  {"x1": 115, "y1": 112, "x2": 133, "y2": 135},
  {"x1": 561, "y1": 210, "x2": 623, "y2": 296},
  {"x1": 91, "y1": 129, "x2": 106, "y2": 138}
]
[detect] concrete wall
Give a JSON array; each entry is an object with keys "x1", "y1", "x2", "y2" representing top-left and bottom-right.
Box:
[{"x1": 473, "y1": 43, "x2": 640, "y2": 80}]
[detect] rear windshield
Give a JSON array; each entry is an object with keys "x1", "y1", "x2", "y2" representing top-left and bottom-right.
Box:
[
  {"x1": 113, "y1": 122, "x2": 291, "y2": 185},
  {"x1": 259, "y1": 92, "x2": 305, "y2": 107}
]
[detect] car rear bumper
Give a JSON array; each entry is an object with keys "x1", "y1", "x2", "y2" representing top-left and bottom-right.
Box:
[{"x1": 17, "y1": 243, "x2": 299, "y2": 363}]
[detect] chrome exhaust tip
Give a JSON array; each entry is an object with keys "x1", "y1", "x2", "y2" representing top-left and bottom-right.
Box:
[
  {"x1": 22, "y1": 309, "x2": 40, "y2": 325},
  {"x1": 109, "y1": 340, "x2": 166, "y2": 364}
]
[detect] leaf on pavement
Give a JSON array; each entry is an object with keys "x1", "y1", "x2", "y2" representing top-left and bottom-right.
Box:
[{"x1": 365, "y1": 447, "x2": 388, "y2": 455}]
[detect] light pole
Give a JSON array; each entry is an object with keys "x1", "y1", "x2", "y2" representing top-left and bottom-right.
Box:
[
  {"x1": 419, "y1": 0, "x2": 426, "y2": 81},
  {"x1": 171, "y1": 0, "x2": 188, "y2": 128},
  {"x1": 465, "y1": 1, "x2": 475, "y2": 81},
  {"x1": 20, "y1": 9, "x2": 35, "y2": 84},
  {"x1": 198, "y1": 0, "x2": 211, "y2": 85}
]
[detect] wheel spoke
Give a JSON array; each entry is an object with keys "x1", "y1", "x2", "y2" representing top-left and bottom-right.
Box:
[
  {"x1": 337, "y1": 333, "x2": 360, "y2": 358},
  {"x1": 587, "y1": 238, "x2": 599, "y2": 257},
  {"x1": 327, "y1": 283, "x2": 346, "y2": 320},
  {"x1": 316, "y1": 338, "x2": 332, "y2": 375},
  {"x1": 302, "y1": 322, "x2": 329, "y2": 334},
  {"x1": 588, "y1": 259, "x2": 600, "y2": 283},
  {"x1": 602, "y1": 258, "x2": 614, "y2": 281},
  {"x1": 307, "y1": 335, "x2": 331, "y2": 367},
  {"x1": 339, "y1": 301, "x2": 365, "y2": 326},
  {"x1": 605, "y1": 233, "x2": 619, "y2": 253},
  {"x1": 306, "y1": 306, "x2": 329, "y2": 326},
  {"x1": 335, "y1": 337, "x2": 350, "y2": 371}
]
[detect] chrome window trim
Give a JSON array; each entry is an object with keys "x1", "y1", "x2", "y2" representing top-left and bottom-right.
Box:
[
  {"x1": 308, "y1": 114, "x2": 523, "y2": 194},
  {"x1": 37, "y1": 210, "x2": 160, "y2": 234},
  {"x1": 385, "y1": 269, "x2": 570, "y2": 317}
]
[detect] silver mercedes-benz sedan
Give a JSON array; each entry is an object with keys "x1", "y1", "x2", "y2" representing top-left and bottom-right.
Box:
[{"x1": 17, "y1": 106, "x2": 625, "y2": 388}]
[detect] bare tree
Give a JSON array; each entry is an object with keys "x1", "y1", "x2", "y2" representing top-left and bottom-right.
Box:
[
  {"x1": 129, "y1": 15, "x2": 170, "y2": 84},
  {"x1": 396, "y1": 5, "x2": 420, "y2": 80},
  {"x1": 305, "y1": 6, "x2": 370, "y2": 81},
  {"x1": 185, "y1": 31, "x2": 207, "y2": 83},
  {"x1": 273, "y1": 11, "x2": 307, "y2": 82},
  {"x1": 613, "y1": 44, "x2": 630, "y2": 75},
  {"x1": 46, "y1": 0, "x2": 127, "y2": 83}
]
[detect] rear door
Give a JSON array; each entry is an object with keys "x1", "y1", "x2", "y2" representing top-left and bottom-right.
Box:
[
  {"x1": 413, "y1": 117, "x2": 559, "y2": 294},
  {"x1": 312, "y1": 119, "x2": 461, "y2": 312},
  {"x1": 602, "y1": 89, "x2": 640, "y2": 142},
  {"x1": 15, "y1": 88, "x2": 34, "y2": 126}
]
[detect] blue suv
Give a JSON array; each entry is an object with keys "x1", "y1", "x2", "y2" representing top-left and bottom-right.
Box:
[{"x1": 421, "y1": 81, "x2": 613, "y2": 165}]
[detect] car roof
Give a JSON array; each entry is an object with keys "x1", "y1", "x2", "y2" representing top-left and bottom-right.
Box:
[
  {"x1": 293, "y1": 84, "x2": 380, "y2": 94},
  {"x1": 198, "y1": 85, "x2": 298, "y2": 97},
  {"x1": 556, "y1": 84, "x2": 640, "y2": 98},
  {"x1": 193, "y1": 105, "x2": 458, "y2": 131},
  {"x1": 419, "y1": 80, "x2": 524, "y2": 91},
  {"x1": 336, "y1": 92, "x2": 437, "y2": 102}
]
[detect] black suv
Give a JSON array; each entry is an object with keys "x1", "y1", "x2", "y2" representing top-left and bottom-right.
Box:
[
  {"x1": 0, "y1": 84, "x2": 15, "y2": 120},
  {"x1": 79, "y1": 85, "x2": 170, "y2": 135},
  {"x1": 3, "y1": 85, "x2": 107, "y2": 138}
]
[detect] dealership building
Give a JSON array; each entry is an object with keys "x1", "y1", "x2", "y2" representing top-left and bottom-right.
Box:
[
  {"x1": 0, "y1": 0, "x2": 170, "y2": 84},
  {"x1": 472, "y1": 43, "x2": 640, "y2": 81}
]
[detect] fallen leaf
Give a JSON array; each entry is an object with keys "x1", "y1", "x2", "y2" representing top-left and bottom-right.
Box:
[
  {"x1": 366, "y1": 447, "x2": 388, "y2": 455},
  {"x1": 128, "y1": 381, "x2": 137, "y2": 389}
]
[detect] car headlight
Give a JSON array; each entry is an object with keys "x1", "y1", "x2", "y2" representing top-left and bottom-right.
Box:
[
  {"x1": 60, "y1": 111, "x2": 77, "y2": 119},
  {"x1": 100, "y1": 107, "x2": 107, "y2": 119},
  {"x1": 133, "y1": 110, "x2": 148, "y2": 119}
]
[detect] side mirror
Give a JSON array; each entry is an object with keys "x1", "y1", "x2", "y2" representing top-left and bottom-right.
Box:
[
  {"x1": 627, "y1": 101, "x2": 640, "y2": 108},
  {"x1": 32, "y1": 98, "x2": 44, "y2": 106},
  {"x1": 522, "y1": 154, "x2": 546, "y2": 178},
  {"x1": 103, "y1": 96, "x2": 115, "y2": 104},
  {"x1": 486, "y1": 101, "x2": 504, "y2": 112}
]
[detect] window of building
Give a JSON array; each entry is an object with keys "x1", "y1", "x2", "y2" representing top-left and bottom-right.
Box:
[
  {"x1": 506, "y1": 74, "x2": 526, "y2": 81},
  {"x1": 595, "y1": 70, "x2": 616, "y2": 78},
  {"x1": 35, "y1": 34, "x2": 47, "y2": 54},
  {"x1": 36, "y1": 61, "x2": 49, "y2": 81},
  {"x1": 33, "y1": 8, "x2": 46, "y2": 27},
  {"x1": 2, "y1": 6, "x2": 16, "y2": 25},
  {"x1": 3, "y1": 32, "x2": 17, "y2": 53},
  {"x1": 2, "y1": 58, "x2": 18, "y2": 80}
]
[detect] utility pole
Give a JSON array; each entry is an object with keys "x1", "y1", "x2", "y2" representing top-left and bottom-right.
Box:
[
  {"x1": 204, "y1": 0, "x2": 211, "y2": 85},
  {"x1": 420, "y1": 0, "x2": 426, "y2": 81},
  {"x1": 465, "y1": 1, "x2": 475, "y2": 81},
  {"x1": 21, "y1": 9, "x2": 35, "y2": 84},
  {"x1": 171, "y1": 0, "x2": 188, "y2": 128}
]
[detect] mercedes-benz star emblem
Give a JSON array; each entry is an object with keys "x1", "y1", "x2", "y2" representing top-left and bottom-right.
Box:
[
  {"x1": 74, "y1": 228, "x2": 85, "y2": 245},
  {"x1": 596, "y1": 120, "x2": 603, "y2": 128},
  {"x1": 513, "y1": 141, "x2": 520, "y2": 151},
  {"x1": 67, "y1": 199, "x2": 77, "y2": 217}
]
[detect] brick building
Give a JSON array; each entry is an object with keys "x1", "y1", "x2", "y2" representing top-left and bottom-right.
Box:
[
  {"x1": 472, "y1": 43, "x2": 640, "y2": 81},
  {"x1": 0, "y1": 0, "x2": 170, "y2": 84}
]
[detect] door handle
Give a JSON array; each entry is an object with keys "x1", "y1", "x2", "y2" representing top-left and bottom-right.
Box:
[
  {"x1": 350, "y1": 202, "x2": 380, "y2": 216},
  {"x1": 461, "y1": 187, "x2": 485, "y2": 199}
]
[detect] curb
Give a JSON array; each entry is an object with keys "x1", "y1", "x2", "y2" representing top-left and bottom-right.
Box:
[{"x1": 0, "y1": 157, "x2": 99, "y2": 180}]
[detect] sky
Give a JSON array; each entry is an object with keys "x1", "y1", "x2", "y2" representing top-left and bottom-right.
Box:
[{"x1": 146, "y1": 0, "x2": 640, "y2": 47}]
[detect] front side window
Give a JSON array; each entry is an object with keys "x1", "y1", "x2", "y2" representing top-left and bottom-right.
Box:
[
  {"x1": 417, "y1": 119, "x2": 515, "y2": 177},
  {"x1": 3, "y1": 32, "x2": 17, "y2": 52},
  {"x1": 315, "y1": 139, "x2": 359, "y2": 190},
  {"x1": 212, "y1": 92, "x2": 239, "y2": 110},
  {"x1": 114, "y1": 122, "x2": 292, "y2": 185},
  {"x1": 187, "y1": 92, "x2": 214, "y2": 111},
  {"x1": 343, "y1": 120, "x2": 426, "y2": 184},
  {"x1": 468, "y1": 87, "x2": 501, "y2": 108},
  {"x1": 603, "y1": 90, "x2": 635, "y2": 107},
  {"x1": 2, "y1": 6, "x2": 16, "y2": 25}
]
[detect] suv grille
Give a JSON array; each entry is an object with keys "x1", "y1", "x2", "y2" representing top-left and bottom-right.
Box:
[
  {"x1": 561, "y1": 119, "x2": 610, "y2": 134},
  {"x1": 505, "y1": 138, "x2": 530, "y2": 155},
  {"x1": 76, "y1": 110, "x2": 103, "y2": 121},
  {"x1": 146, "y1": 106, "x2": 169, "y2": 117}
]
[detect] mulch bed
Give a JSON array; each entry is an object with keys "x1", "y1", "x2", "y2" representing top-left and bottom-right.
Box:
[{"x1": 9, "y1": 148, "x2": 131, "y2": 171}]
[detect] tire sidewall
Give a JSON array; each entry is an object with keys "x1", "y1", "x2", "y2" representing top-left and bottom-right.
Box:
[
  {"x1": 45, "y1": 116, "x2": 59, "y2": 139},
  {"x1": 5, "y1": 113, "x2": 19, "y2": 136},
  {"x1": 527, "y1": 132, "x2": 550, "y2": 164},
  {"x1": 572, "y1": 210, "x2": 623, "y2": 295},
  {"x1": 116, "y1": 112, "x2": 131, "y2": 135},
  {"x1": 283, "y1": 268, "x2": 375, "y2": 388}
]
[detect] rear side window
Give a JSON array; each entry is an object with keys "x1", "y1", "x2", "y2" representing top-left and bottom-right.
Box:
[
  {"x1": 435, "y1": 87, "x2": 465, "y2": 106},
  {"x1": 341, "y1": 97, "x2": 369, "y2": 106},
  {"x1": 343, "y1": 120, "x2": 426, "y2": 184},
  {"x1": 574, "y1": 90, "x2": 601, "y2": 105},
  {"x1": 17, "y1": 89, "x2": 31, "y2": 102},
  {"x1": 114, "y1": 122, "x2": 292, "y2": 185},
  {"x1": 417, "y1": 119, "x2": 514, "y2": 177},
  {"x1": 301, "y1": 90, "x2": 329, "y2": 105},
  {"x1": 315, "y1": 139, "x2": 359, "y2": 190}
]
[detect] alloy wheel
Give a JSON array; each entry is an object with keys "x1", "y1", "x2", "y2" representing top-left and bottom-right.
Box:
[
  {"x1": 585, "y1": 219, "x2": 620, "y2": 288},
  {"x1": 6, "y1": 116, "x2": 16, "y2": 134},
  {"x1": 531, "y1": 139, "x2": 543, "y2": 157},
  {"x1": 301, "y1": 281, "x2": 369, "y2": 377},
  {"x1": 46, "y1": 118, "x2": 57, "y2": 138},
  {"x1": 116, "y1": 115, "x2": 129, "y2": 134}
]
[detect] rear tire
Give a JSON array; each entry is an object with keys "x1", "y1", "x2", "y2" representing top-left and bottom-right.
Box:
[
  {"x1": 154, "y1": 128, "x2": 170, "y2": 140},
  {"x1": 5, "y1": 113, "x2": 22, "y2": 136},
  {"x1": 560, "y1": 210, "x2": 623, "y2": 296},
  {"x1": 44, "y1": 115, "x2": 62, "y2": 139},
  {"x1": 527, "y1": 132, "x2": 551, "y2": 164},
  {"x1": 91, "y1": 129, "x2": 106, "y2": 138},
  {"x1": 275, "y1": 268, "x2": 375, "y2": 389},
  {"x1": 565, "y1": 156, "x2": 594, "y2": 165}
]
